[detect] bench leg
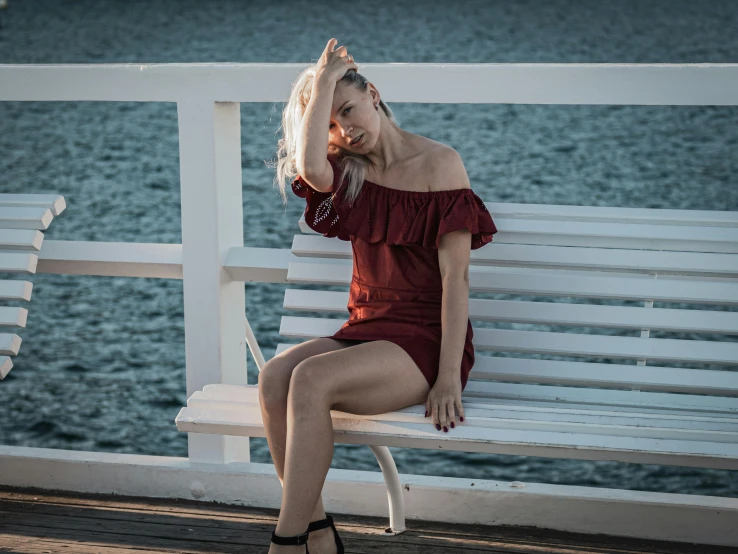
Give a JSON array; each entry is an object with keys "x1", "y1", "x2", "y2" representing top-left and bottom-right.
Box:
[{"x1": 368, "y1": 445, "x2": 406, "y2": 535}]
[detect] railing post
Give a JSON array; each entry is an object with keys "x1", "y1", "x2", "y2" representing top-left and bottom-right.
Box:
[{"x1": 177, "y1": 99, "x2": 250, "y2": 464}]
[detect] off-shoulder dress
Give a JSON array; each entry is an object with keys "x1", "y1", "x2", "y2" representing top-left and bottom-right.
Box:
[{"x1": 291, "y1": 154, "x2": 497, "y2": 392}]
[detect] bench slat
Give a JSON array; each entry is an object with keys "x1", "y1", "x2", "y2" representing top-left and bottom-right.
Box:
[
  {"x1": 280, "y1": 315, "x2": 738, "y2": 365},
  {"x1": 475, "y1": 327, "x2": 738, "y2": 365},
  {"x1": 479, "y1": 241, "x2": 738, "y2": 271},
  {"x1": 492, "y1": 232, "x2": 738, "y2": 254},
  {"x1": 0, "y1": 230, "x2": 44, "y2": 252},
  {"x1": 0, "y1": 307, "x2": 27, "y2": 327},
  {"x1": 0, "y1": 333, "x2": 22, "y2": 356},
  {"x1": 0, "y1": 193, "x2": 66, "y2": 216},
  {"x1": 292, "y1": 235, "x2": 738, "y2": 274},
  {"x1": 0, "y1": 280, "x2": 33, "y2": 301},
  {"x1": 284, "y1": 289, "x2": 738, "y2": 334},
  {"x1": 455, "y1": 390, "x2": 738, "y2": 417},
  {"x1": 287, "y1": 262, "x2": 738, "y2": 304},
  {"x1": 463, "y1": 381, "x2": 737, "y2": 414},
  {"x1": 484, "y1": 202, "x2": 738, "y2": 227},
  {"x1": 0, "y1": 356, "x2": 12, "y2": 380},
  {"x1": 213, "y1": 379, "x2": 738, "y2": 424},
  {"x1": 175, "y1": 404, "x2": 738, "y2": 470},
  {"x1": 471, "y1": 357, "x2": 738, "y2": 396},
  {"x1": 492, "y1": 219, "x2": 738, "y2": 253},
  {"x1": 0, "y1": 207, "x2": 54, "y2": 230},
  {"x1": 192, "y1": 386, "x2": 738, "y2": 434},
  {"x1": 0, "y1": 253, "x2": 38, "y2": 274},
  {"x1": 186, "y1": 397, "x2": 738, "y2": 441},
  {"x1": 273, "y1": 341, "x2": 738, "y2": 396}
]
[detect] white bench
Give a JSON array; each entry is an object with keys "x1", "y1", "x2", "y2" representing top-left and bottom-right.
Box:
[
  {"x1": 0, "y1": 193, "x2": 67, "y2": 380},
  {"x1": 176, "y1": 201, "x2": 738, "y2": 534}
]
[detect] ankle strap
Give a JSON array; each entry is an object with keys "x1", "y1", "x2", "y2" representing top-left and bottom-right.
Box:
[
  {"x1": 271, "y1": 529, "x2": 309, "y2": 545},
  {"x1": 307, "y1": 514, "x2": 334, "y2": 532}
]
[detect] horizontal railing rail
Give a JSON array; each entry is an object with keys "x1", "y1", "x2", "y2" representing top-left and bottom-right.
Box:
[{"x1": 2, "y1": 63, "x2": 738, "y2": 104}]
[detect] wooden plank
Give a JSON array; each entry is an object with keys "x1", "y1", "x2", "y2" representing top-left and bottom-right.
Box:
[
  {"x1": 298, "y1": 203, "x2": 738, "y2": 239},
  {"x1": 0, "y1": 279, "x2": 33, "y2": 301},
  {"x1": 280, "y1": 315, "x2": 738, "y2": 365},
  {"x1": 0, "y1": 333, "x2": 22, "y2": 356},
  {"x1": 469, "y1": 356, "x2": 738, "y2": 396},
  {"x1": 0, "y1": 307, "x2": 28, "y2": 327},
  {"x1": 0, "y1": 193, "x2": 66, "y2": 216},
  {"x1": 0, "y1": 229, "x2": 43, "y2": 251},
  {"x1": 286, "y1": 261, "x2": 738, "y2": 304},
  {"x1": 462, "y1": 381, "x2": 738, "y2": 414},
  {"x1": 489, "y1": 230, "x2": 738, "y2": 253},
  {"x1": 0, "y1": 207, "x2": 53, "y2": 230},
  {"x1": 492, "y1": 218, "x2": 738, "y2": 252},
  {"x1": 284, "y1": 289, "x2": 738, "y2": 334},
  {"x1": 209, "y1": 380, "x2": 738, "y2": 417},
  {"x1": 474, "y1": 327, "x2": 738, "y2": 365},
  {"x1": 294, "y1": 223, "x2": 738, "y2": 256},
  {"x1": 1, "y1": 487, "x2": 723, "y2": 554},
  {"x1": 293, "y1": 233, "x2": 738, "y2": 267},
  {"x1": 175, "y1": 404, "x2": 738, "y2": 470},
  {"x1": 476, "y1": 241, "x2": 738, "y2": 272},
  {"x1": 275, "y1": 340, "x2": 738, "y2": 412},
  {"x1": 190, "y1": 386, "x2": 738, "y2": 436},
  {"x1": 484, "y1": 202, "x2": 738, "y2": 227},
  {"x1": 0, "y1": 252, "x2": 37, "y2": 274},
  {"x1": 0, "y1": 356, "x2": 13, "y2": 379},
  {"x1": 273, "y1": 340, "x2": 738, "y2": 396}
]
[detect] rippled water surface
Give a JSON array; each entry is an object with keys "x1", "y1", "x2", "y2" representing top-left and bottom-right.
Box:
[{"x1": 1, "y1": 0, "x2": 737, "y2": 497}]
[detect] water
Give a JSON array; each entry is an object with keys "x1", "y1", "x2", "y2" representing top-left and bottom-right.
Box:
[{"x1": 0, "y1": 0, "x2": 737, "y2": 497}]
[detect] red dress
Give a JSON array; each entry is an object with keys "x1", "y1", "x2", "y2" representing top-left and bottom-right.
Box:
[{"x1": 291, "y1": 155, "x2": 498, "y2": 392}]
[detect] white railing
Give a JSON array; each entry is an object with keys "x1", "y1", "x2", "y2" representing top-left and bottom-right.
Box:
[{"x1": 2, "y1": 61, "x2": 737, "y2": 468}]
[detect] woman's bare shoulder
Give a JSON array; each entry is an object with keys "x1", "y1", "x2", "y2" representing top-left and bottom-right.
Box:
[{"x1": 411, "y1": 137, "x2": 469, "y2": 192}]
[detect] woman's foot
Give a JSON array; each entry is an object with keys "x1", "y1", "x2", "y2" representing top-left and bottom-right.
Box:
[
  {"x1": 307, "y1": 524, "x2": 338, "y2": 554},
  {"x1": 268, "y1": 528, "x2": 309, "y2": 553}
]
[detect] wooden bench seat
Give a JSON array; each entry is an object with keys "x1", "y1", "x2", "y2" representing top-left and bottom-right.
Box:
[
  {"x1": 176, "y1": 201, "x2": 738, "y2": 534},
  {"x1": 0, "y1": 193, "x2": 67, "y2": 379}
]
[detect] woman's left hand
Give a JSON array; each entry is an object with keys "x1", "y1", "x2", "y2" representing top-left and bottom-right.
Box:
[{"x1": 425, "y1": 374, "x2": 464, "y2": 432}]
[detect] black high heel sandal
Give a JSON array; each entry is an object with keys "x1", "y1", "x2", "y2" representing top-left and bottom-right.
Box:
[
  {"x1": 270, "y1": 528, "x2": 310, "y2": 553},
  {"x1": 307, "y1": 514, "x2": 345, "y2": 554}
]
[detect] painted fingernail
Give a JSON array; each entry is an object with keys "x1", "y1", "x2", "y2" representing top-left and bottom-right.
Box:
[
  {"x1": 450, "y1": 422, "x2": 455, "y2": 428},
  {"x1": 460, "y1": 416, "x2": 464, "y2": 422},
  {"x1": 425, "y1": 410, "x2": 428, "y2": 417},
  {"x1": 436, "y1": 424, "x2": 441, "y2": 431},
  {"x1": 443, "y1": 426, "x2": 448, "y2": 432}
]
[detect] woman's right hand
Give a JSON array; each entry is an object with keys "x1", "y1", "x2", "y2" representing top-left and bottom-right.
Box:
[{"x1": 316, "y1": 38, "x2": 358, "y2": 85}]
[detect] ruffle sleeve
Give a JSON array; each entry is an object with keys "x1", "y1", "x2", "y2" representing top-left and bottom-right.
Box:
[
  {"x1": 291, "y1": 155, "x2": 350, "y2": 241},
  {"x1": 339, "y1": 183, "x2": 497, "y2": 250},
  {"x1": 434, "y1": 188, "x2": 498, "y2": 249}
]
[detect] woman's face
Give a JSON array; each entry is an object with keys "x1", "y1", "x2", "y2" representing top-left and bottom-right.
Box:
[{"x1": 328, "y1": 82, "x2": 380, "y2": 154}]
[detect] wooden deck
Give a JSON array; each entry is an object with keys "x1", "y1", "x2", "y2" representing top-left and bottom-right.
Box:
[{"x1": 0, "y1": 486, "x2": 735, "y2": 553}]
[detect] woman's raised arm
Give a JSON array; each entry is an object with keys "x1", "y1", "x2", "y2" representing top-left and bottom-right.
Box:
[{"x1": 296, "y1": 38, "x2": 357, "y2": 192}]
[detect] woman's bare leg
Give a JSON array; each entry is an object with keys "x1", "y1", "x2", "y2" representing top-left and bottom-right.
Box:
[
  {"x1": 258, "y1": 338, "x2": 365, "y2": 550},
  {"x1": 268, "y1": 340, "x2": 431, "y2": 553}
]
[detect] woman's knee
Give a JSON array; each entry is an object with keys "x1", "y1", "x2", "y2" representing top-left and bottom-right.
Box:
[
  {"x1": 258, "y1": 357, "x2": 296, "y2": 411},
  {"x1": 288, "y1": 359, "x2": 334, "y2": 408}
]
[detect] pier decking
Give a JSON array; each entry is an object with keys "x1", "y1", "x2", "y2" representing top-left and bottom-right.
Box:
[{"x1": 0, "y1": 486, "x2": 733, "y2": 554}]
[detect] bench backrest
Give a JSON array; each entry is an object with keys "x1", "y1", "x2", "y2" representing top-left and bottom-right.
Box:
[
  {"x1": 280, "y1": 202, "x2": 738, "y2": 416},
  {"x1": 0, "y1": 194, "x2": 67, "y2": 379}
]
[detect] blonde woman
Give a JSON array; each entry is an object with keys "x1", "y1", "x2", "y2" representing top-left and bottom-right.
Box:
[{"x1": 262, "y1": 38, "x2": 497, "y2": 553}]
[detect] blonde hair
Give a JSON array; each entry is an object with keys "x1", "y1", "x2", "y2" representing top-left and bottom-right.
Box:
[{"x1": 270, "y1": 65, "x2": 399, "y2": 207}]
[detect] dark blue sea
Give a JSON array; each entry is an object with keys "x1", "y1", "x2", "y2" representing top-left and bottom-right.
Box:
[{"x1": 0, "y1": 0, "x2": 736, "y2": 497}]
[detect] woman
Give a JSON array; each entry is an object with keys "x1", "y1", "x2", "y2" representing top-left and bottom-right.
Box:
[{"x1": 262, "y1": 38, "x2": 497, "y2": 553}]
